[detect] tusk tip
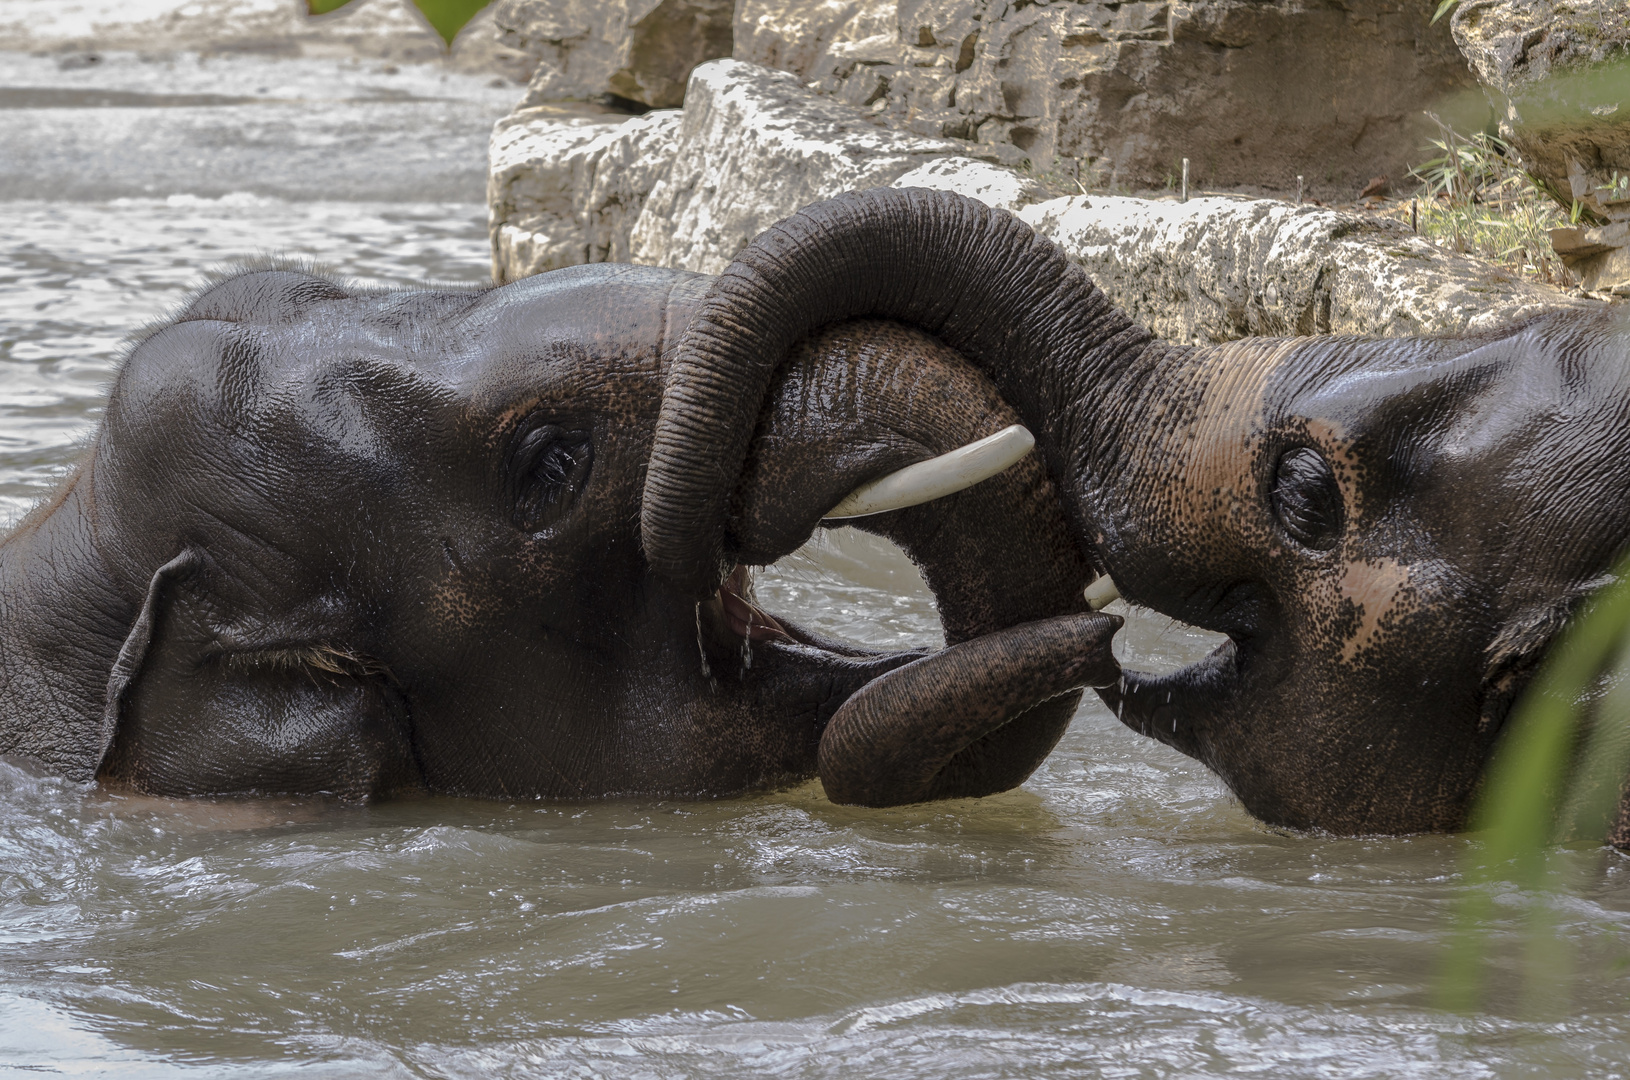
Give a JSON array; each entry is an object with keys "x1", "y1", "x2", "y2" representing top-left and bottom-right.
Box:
[{"x1": 1083, "y1": 575, "x2": 1119, "y2": 610}]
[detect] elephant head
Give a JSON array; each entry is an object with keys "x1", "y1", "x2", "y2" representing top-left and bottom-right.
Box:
[
  {"x1": 641, "y1": 186, "x2": 1630, "y2": 833},
  {"x1": 0, "y1": 262, "x2": 1117, "y2": 802}
]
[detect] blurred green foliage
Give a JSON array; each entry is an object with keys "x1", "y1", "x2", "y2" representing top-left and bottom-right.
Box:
[
  {"x1": 306, "y1": 0, "x2": 493, "y2": 47},
  {"x1": 1442, "y1": 552, "x2": 1630, "y2": 1011}
]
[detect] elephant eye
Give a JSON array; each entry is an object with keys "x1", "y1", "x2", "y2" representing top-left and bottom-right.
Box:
[
  {"x1": 1272, "y1": 447, "x2": 1343, "y2": 551},
  {"x1": 512, "y1": 424, "x2": 593, "y2": 534}
]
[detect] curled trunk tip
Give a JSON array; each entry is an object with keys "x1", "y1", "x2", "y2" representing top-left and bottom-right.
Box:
[{"x1": 819, "y1": 611, "x2": 1122, "y2": 806}]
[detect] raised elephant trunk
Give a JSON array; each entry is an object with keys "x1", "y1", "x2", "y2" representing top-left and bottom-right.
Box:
[
  {"x1": 640, "y1": 186, "x2": 1155, "y2": 599},
  {"x1": 642, "y1": 188, "x2": 1152, "y2": 805},
  {"x1": 652, "y1": 193, "x2": 1630, "y2": 835}
]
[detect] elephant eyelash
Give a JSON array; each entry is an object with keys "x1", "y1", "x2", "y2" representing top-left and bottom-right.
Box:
[
  {"x1": 218, "y1": 645, "x2": 394, "y2": 685},
  {"x1": 511, "y1": 423, "x2": 593, "y2": 533},
  {"x1": 1270, "y1": 446, "x2": 1344, "y2": 551}
]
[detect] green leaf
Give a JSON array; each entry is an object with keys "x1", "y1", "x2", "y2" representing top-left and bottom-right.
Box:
[
  {"x1": 304, "y1": 0, "x2": 491, "y2": 47},
  {"x1": 1431, "y1": 0, "x2": 1460, "y2": 25},
  {"x1": 411, "y1": 0, "x2": 492, "y2": 47},
  {"x1": 1440, "y1": 556, "x2": 1630, "y2": 1011}
]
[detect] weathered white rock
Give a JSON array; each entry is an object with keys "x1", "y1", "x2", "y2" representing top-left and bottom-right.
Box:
[
  {"x1": 492, "y1": 0, "x2": 733, "y2": 108},
  {"x1": 1451, "y1": 0, "x2": 1630, "y2": 292},
  {"x1": 488, "y1": 59, "x2": 1045, "y2": 281},
  {"x1": 1019, "y1": 194, "x2": 1588, "y2": 343},
  {"x1": 889, "y1": 156, "x2": 1046, "y2": 212},
  {"x1": 734, "y1": 0, "x2": 1475, "y2": 197},
  {"x1": 488, "y1": 104, "x2": 682, "y2": 283},
  {"x1": 628, "y1": 59, "x2": 1030, "y2": 274},
  {"x1": 1452, "y1": 0, "x2": 1630, "y2": 215},
  {"x1": 489, "y1": 56, "x2": 1586, "y2": 338}
]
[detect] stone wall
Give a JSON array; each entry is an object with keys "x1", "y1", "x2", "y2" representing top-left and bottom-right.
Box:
[
  {"x1": 489, "y1": 104, "x2": 683, "y2": 280},
  {"x1": 489, "y1": 58, "x2": 1586, "y2": 336},
  {"x1": 627, "y1": 60, "x2": 1044, "y2": 273},
  {"x1": 735, "y1": 0, "x2": 1478, "y2": 198},
  {"x1": 1020, "y1": 194, "x2": 1577, "y2": 342},
  {"x1": 492, "y1": 0, "x2": 735, "y2": 108},
  {"x1": 487, "y1": 0, "x2": 1479, "y2": 199}
]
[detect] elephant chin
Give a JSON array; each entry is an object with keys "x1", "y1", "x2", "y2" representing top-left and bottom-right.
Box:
[
  {"x1": 1101, "y1": 630, "x2": 1498, "y2": 835},
  {"x1": 1097, "y1": 640, "x2": 1244, "y2": 764}
]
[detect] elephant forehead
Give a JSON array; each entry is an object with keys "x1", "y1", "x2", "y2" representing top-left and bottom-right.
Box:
[
  {"x1": 458, "y1": 348, "x2": 665, "y2": 425},
  {"x1": 249, "y1": 328, "x2": 665, "y2": 469},
  {"x1": 1168, "y1": 338, "x2": 1297, "y2": 525},
  {"x1": 272, "y1": 314, "x2": 664, "y2": 410},
  {"x1": 442, "y1": 264, "x2": 687, "y2": 390}
]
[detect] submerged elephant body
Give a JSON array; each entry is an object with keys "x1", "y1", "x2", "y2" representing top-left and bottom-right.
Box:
[
  {"x1": 7, "y1": 187, "x2": 1626, "y2": 832},
  {"x1": 641, "y1": 187, "x2": 1630, "y2": 836},
  {"x1": 0, "y1": 263, "x2": 1116, "y2": 802}
]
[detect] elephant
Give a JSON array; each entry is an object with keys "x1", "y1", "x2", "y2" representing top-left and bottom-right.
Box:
[
  {"x1": 640, "y1": 186, "x2": 1630, "y2": 835},
  {"x1": 0, "y1": 261, "x2": 1120, "y2": 802}
]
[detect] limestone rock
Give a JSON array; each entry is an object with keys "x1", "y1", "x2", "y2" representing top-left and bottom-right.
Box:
[
  {"x1": 628, "y1": 59, "x2": 1004, "y2": 274},
  {"x1": 488, "y1": 104, "x2": 682, "y2": 282},
  {"x1": 733, "y1": 0, "x2": 1475, "y2": 196},
  {"x1": 487, "y1": 55, "x2": 1587, "y2": 339},
  {"x1": 1018, "y1": 194, "x2": 1589, "y2": 343},
  {"x1": 487, "y1": 59, "x2": 1047, "y2": 281},
  {"x1": 889, "y1": 156, "x2": 1047, "y2": 211},
  {"x1": 493, "y1": 0, "x2": 733, "y2": 108},
  {"x1": 1452, "y1": 0, "x2": 1630, "y2": 219},
  {"x1": 1551, "y1": 219, "x2": 1630, "y2": 293}
]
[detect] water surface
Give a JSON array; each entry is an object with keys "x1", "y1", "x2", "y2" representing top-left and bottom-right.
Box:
[{"x1": 2, "y1": 44, "x2": 1628, "y2": 1079}]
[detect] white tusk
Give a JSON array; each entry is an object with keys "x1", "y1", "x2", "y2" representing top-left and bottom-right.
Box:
[
  {"x1": 1083, "y1": 575, "x2": 1120, "y2": 610},
  {"x1": 822, "y1": 424, "x2": 1035, "y2": 521}
]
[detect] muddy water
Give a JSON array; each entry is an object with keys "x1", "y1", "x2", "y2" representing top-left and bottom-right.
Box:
[{"x1": 3, "y1": 46, "x2": 1629, "y2": 1079}]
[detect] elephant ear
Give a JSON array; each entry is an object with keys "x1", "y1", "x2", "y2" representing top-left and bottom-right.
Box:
[
  {"x1": 97, "y1": 548, "x2": 419, "y2": 799},
  {"x1": 99, "y1": 548, "x2": 204, "y2": 768}
]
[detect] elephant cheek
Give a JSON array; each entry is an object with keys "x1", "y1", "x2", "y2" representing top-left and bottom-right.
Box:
[
  {"x1": 1333, "y1": 557, "x2": 1417, "y2": 665},
  {"x1": 427, "y1": 576, "x2": 488, "y2": 632}
]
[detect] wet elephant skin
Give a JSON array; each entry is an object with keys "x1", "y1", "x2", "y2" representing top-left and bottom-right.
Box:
[
  {"x1": 0, "y1": 264, "x2": 1116, "y2": 803},
  {"x1": 640, "y1": 186, "x2": 1630, "y2": 836}
]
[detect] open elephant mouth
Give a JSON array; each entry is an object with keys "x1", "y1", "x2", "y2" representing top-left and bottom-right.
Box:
[
  {"x1": 664, "y1": 317, "x2": 1123, "y2": 807},
  {"x1": 694, "y1": 559, "x2": 907, "y2": 676},
  {"x1": 704, "y1": 423, "x2": 1038, "y2": 655}
]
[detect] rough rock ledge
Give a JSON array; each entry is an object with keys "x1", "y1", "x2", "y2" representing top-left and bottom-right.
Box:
[{"x1": 490, "y1": 58, "x2": 1588, "y2": 341}]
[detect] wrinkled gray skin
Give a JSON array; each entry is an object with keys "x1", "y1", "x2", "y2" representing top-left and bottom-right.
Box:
[
  {"x1": 0, "y1": 263, "x2": 1117, "y2": 802},
  {"x1": 642, "y1": 187, "x2": 1630, "y2": 836}
]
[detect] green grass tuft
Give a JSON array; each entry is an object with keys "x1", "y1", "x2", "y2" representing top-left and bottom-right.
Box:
[{"x1": 1407, "y1": 115, "x2": 1579, "y2": 288}]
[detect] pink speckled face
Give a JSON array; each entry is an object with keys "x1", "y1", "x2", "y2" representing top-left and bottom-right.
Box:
[{"x1": 1100, "y1": 309, "x2": 1630, "y2": 835}]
